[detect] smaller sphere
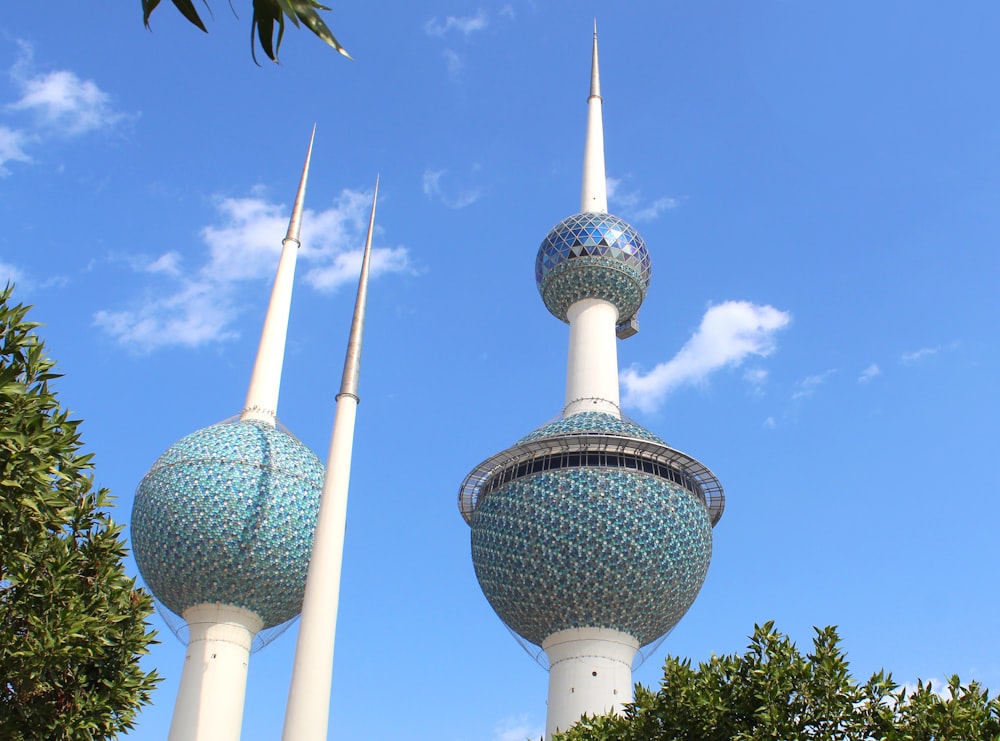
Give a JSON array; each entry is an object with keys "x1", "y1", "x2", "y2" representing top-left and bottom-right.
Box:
[
  {"x1": 536, "y1": 212, "x2": 651, "y2": 323},
  {"x1": 132, "y1": 420, "x2": 324, "y2": 628}
]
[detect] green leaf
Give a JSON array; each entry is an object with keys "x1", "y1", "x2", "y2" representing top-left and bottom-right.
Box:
[{"x1": 169, "y1": 0, "x2": 209, "y2": 32}]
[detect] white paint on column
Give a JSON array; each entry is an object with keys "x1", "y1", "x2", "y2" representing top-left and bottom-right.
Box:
[
  {"x1": 543, "y1": 627, "x2": 639, "y2": 739},
  {"x1": 281, "y1": 181, "x2": 378, "y2": 741},
  {"x1": 168, "y1": 603, "x2": 263, "y2": 741},
  {"x1": 241, "y1": 129, "x2": 315, "y2": 426},
  {"x1": 564, "y1": 298, "x2": 621, "y2": 417},
  {"x1": 580, "y1": 25, "x2": 608, "y2": 214}
]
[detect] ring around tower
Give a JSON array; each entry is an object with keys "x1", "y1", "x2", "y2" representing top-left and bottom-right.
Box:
[{"x1": 459, "y1": 27, "x2": 725, "y2": 739}]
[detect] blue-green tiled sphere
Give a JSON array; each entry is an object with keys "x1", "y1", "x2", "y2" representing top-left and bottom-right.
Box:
[
  {"x1": 536, "y1": 212, "x2": 651, "y2": 323},
  {"x1": 471, "y1": 466, "x2": 712, "y2": 647},
  {"x1": 132, "y1": 420, "x2": 324, "y2": 629},
  {"x1": 518, "y1": 410, "x2": 666, "y2": 444}
]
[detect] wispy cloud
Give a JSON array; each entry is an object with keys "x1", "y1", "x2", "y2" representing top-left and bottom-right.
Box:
[
  {"x1": 0, "y1": 41, "x2": 133, "y2": 175},
  {"x1": 423, "y1": 168, "x2": 482, "y2": 209},
  {"x1": 1, "y1": 261, "x2": 26, "y2": 286},
  {"x1": 0, "y1": 125, "x2": 31, "y2": 174},
  {"x1": 607, "y1": 176, "x2": 678, "y2": 222},
  {"x1": 859, "y1": 363, "x2": 881, "y2": 383},
  {"x1": 901, "y1": 345, "x2": 942, "y2": 364},
  {"x1": 94, "y1": 186, "x2": 410, "y2": 351},
  {"x1": 791, "y1": 370, "x2": 835, "y2": 400},
  {"x1": 424, "y1": 10, "x2": 489, "y2": 37},
  {"x1": 621, "y1": 301, "x2": 792, "y2": 413},
  {"x1": 491, "y1": 715, "x2": 543, "y2": 741},
  {"x1": 0, "y1": 259, "x2": 68, "y2": 292}
]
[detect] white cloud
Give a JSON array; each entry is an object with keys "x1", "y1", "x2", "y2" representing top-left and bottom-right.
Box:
[
  {"x1": 0, "y1": 41, "x2": 133, "y2": 174},
  {"x1": 859, "y1": 363, "x2": 881, "y2": 383},
  {"x1": 901, "y1": 346, "x2": 942, "y2": 364},
  {"x1": 764, "y1": 415, "x2": 776, "y2": 428},
  {"x1": 424, "y1": 10, "x2": 489, "y2": 37},
  {"x1": 146, "y1": 251, "x2": 183, "y2": 277},
  {"x1": 423, "y1": 168, "x2": 481, "y2": 208},
  {"x1": 491, "y1": 715, "x2": 543, "y2": 741},
  {"x1": 94, "y1": 280, "x2": 239, "y2": 350},
  {"x1": 791, "y1": 370, "x2": 835, "y2": 400},
  {"x1": 10, "y1": 69, "x2": 125, "y2": 135},
  {"x1": 0, "y1": 126, "x2": 32, "y2": 174},
  {"x1": 95, "y1": 186, "x2": 410, "y2": 351},
  {"x1": 621, "y1": 301, "x2": 792, "y2": 413},
  {"x1": 442, "y1": 49, "x2": 465, "y2": 80},
  {"x1": 607, "y1": 176, "x2": 678, "y2": 222}
]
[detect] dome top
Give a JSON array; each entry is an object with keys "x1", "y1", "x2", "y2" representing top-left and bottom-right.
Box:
[
  {"x1": 131, "y1": 419, "x2": 324, "y2": 629},
  {"x1": 518, "y1": 410, "x2": 665, "y2": 445},
  {"x1": 536, "y1": 211, "x2": 651, "y2": 323}
]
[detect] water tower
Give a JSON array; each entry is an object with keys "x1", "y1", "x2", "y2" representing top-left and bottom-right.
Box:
[{"x1": 459, "y1": 29, "x2": 725, "y2": 738}]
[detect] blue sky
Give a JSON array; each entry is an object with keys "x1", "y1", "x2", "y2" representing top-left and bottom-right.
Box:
[{"x1": 3, "y1": 2, "x2": 999, "y2": 739}]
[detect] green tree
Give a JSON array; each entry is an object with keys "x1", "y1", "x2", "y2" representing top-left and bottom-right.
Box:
[
  {"x1": 0, "y1": 286, "x2": 159, "y2": 740},
  {"x1": 554, "y1": 622, "x2": 1000, "y2": 741},
  {"x1": 141, "y1": 0, "x2": 351, "y2": 64}
]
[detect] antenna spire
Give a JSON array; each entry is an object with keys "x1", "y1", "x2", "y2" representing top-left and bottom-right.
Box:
[
  {"x1": 282, "y1": 177, "x2": 380, "y2": 741},
  {"x1": 240, "y1": 128, "x2": 315, "y2": 425},
  {"x1": 338, "y1": 175, "x2": 378, "y2": 401},
  {"x1": 580, "y1": 22, "x2": 608, "y2": 213}
]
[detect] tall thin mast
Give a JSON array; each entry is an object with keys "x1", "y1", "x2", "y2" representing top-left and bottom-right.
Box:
[
  {"x1": 580, "y1": 21, "x2": 608, "y2": 214},
  {"x1": 282, "y1": 177, "x2": 379, "y2": 741},
  {"x1": 241, "y1": 126, "x2": 315, "y2": 425}
]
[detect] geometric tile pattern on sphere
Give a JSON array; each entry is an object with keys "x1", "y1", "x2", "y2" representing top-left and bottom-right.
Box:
[
  {"x1": 131, "y1": 420, "x2": 324, "y2": 628},
  {"x1": 518, "y1": 410, "x2": 666, "y2": 445},
  {"x1": 536, "y1": 212, "x2": 651, "y2": 323},
  {"x1": 471, "y1": 466, "x2": 712, "y2": 647}
]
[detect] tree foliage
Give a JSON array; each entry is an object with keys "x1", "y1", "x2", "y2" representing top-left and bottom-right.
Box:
[
  {"x1": 554, "y1": 622, "x2": 1000, "y2": 741},
  {"x1": 0, "y1": 286, "x2": 160, "y2": 740},
  {"x1": 141, "y1": 0, "x2": 351, "y2": 64}
]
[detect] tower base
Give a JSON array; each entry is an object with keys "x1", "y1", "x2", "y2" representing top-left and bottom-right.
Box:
[
  {"x1": 169, "y1": 603, "x2": 263, "y2": 741},
  {"x1": 542, "y1": 627, "x2": 639, "y2": 739}
]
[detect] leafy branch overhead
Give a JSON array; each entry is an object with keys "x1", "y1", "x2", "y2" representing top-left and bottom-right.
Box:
[{"x1": 141, "y1": 0, "x2": 352, "y2": 64}]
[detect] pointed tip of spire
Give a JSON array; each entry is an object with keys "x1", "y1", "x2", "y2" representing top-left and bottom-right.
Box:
[
  {"x1": 589, "y1": 21, "x2": 601, "y2": 100},
  {"x1": 337, "y1": 175, "x2": 379, "y2": 400},
  {"x1": 285, "y1": 128, "x2": 316, "y2": 244}
]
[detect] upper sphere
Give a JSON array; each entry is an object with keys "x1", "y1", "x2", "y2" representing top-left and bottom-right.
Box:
[
  {"x1": 536, "y1": 212, "x2": 651, "y2": 323},
  {"x1": 131, "y1": 419, "x2": 324, "y2": 629}
]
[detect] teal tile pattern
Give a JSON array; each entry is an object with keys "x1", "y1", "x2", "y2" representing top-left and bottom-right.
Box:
[
  {"x1": 519, "y1": 411, "x2": 666, "y2": 444},
  {"x1": 471, "y1": 467, "x2": 712, "y2": 647},
  {"x1": 536, "y1": 212, "x2": 651, "y2": 322},
  {"x1": 132, "y1": 420, "x2": 324, "y2": 628}
]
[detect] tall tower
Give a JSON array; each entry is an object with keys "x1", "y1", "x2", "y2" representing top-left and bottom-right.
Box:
[
  {"x1": 282, "y1": 178, "x2": 379, "y2": 741},
  {"x1": 459, "y1": 28, "x2": 725, "y2": 738},
  {"x1": 131, "y1": 133, "x2": 325, "y2": 741}
]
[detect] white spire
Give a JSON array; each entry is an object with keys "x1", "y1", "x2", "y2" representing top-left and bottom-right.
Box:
[
  {"x1": 281, "y1": 178, "x2": 379, "y2": 741},
  {"x1": 240, "y1": 126, "x2": 315, "y2": 425},
  {"x1": 580, "y1": 21, "x2": 608, "y2": 214}
]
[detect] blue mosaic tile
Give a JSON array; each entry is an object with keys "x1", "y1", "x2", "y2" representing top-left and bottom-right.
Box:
[
  {"x1": 519, "y1": 411, "x2": 666, "y2": 445},
  {"x1": 536, "y1": 212, "x2": 651, "y2": 322},
  {"x1": 131, "y1": 420, "x2": 324, "y2": 628},
  {"x1": 471, "y1": 467, "x2": 712, "y2": 647}
]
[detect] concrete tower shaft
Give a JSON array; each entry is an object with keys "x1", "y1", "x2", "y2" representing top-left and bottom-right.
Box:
[
  {"x1": 460, "y1": 28, "x2": 726, "y2": 739},
  {"x1": 131, "y1": 133, "x2": 325, "y2": 741}
]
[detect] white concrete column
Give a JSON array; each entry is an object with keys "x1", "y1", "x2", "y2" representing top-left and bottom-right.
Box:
[
  {"x1": 168, "y1": 603, "x2": 263, "y2": 741},
  {"x1": 580, "y1": 27, "x2": 608, "y2": 214},
  {"x1": 564, "y1": 298, "x2": 621, "y2": 417},
  {"x1": 543, "y1": 627, "x2": 639, "y2": 739},
  {"x1": 281, "y1": 395, "x2": 358, "y2": 741},
  {"x1": 241, "y1": 238, "x2": 298, "y2": 425}
]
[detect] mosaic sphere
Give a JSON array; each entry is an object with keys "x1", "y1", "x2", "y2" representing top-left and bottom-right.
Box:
[
  {"x1": 536, "y1": 212, "x2": 651, "y2": 323},
  {"x1": 132, "y1": 420, "x2": 324, "y2": 628},
  {"x1": 471, "y1": 467, "x2": 712, "y2": 647}
]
